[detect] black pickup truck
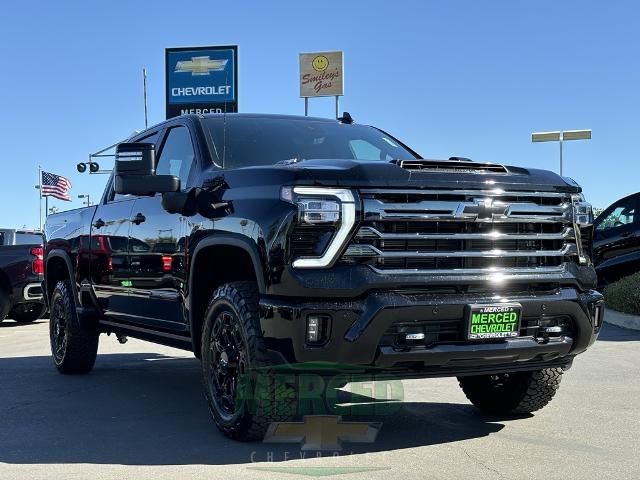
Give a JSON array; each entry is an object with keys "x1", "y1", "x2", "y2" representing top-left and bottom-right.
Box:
[
  {"x1": 43, "y1": 113, "x2": 604, "y2": 440},
  {"x1": 0, "y1": 229, "x2": 45, "y2": 323}
]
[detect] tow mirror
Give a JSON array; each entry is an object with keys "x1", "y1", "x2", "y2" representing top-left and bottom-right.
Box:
[{"x1": 114, "y1": 142, "x2": 180, "y2": 196}]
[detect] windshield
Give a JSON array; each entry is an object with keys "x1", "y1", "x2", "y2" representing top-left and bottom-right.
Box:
[{"x1": 205, "y1": 116, "x2": 419, "y2": 168}]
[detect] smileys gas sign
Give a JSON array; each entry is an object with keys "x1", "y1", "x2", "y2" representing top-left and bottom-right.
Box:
[{"x1": 299, "y1": 51, "x2": 344, "y2": 97}]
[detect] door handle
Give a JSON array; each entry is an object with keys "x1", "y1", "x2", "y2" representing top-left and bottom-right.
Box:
[
  {"x1": 131, "y1": 213, "x2": 146, "y2": 225},
  {"x1": 93, "y1": 218, "x2": 105, "y2": 229}
]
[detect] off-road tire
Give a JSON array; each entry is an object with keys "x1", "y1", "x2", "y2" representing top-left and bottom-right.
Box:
[
  {"x1": 458, "y1": 368, "x2": 564, "y2": 415},
  {"x1": 202, "y1": 281, "x2": 296, "y2": 441},
  {"x1": 11, "y1": 303, "x2": 46, "y2": 323},
  {"x1": 50, "y1": 280, "x2": 99, "y2": 374},
  {"x1": 0, "y1": 289, "x2": 10, "y2": 323}
]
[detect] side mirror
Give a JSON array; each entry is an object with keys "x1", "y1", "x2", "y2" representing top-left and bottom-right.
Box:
[
  {"x1": 162, "y1": 191, "x2": 192, "y2": 215},
  {"x1": 114, "y1": 142, "x2": 180, "y2": 196}
]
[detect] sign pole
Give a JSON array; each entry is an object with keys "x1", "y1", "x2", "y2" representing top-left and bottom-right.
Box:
[
  {"x1": 335, "y1": 96, "x2": 339, "y2": 119},
  {"x1": 143, "y1": 68, "x2": 149, "y2": 128},
  {"x1": 559, "y1": 135, "x2": 564, "y2": 176},
  {"x1": 304, "y1": 97, "x2": 309, "y2": 116}
]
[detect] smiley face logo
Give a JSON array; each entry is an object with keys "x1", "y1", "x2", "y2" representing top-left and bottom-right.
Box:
[{"x1": 312, "y1": 55, "x2": 329, "y2": 72}]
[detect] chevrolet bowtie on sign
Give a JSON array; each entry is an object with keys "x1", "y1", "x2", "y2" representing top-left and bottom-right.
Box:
[
  {"x1": 165, "y1": 45, "x2": 238, "y2": 118},
  {"x1": 174, "y1": 56, "x2": 228, "y2": 75},
  {"x1": 299, "y1": 51, "x2": 344, "y2": 97}
]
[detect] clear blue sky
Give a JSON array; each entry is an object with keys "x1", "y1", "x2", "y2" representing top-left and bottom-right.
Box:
[{"x1": 1, "y1": 0, "x2": 638, "y2": 229}]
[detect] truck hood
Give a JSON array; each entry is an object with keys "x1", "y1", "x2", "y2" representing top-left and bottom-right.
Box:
[{"x1": 217, "y1": 158, "x2": 580, "y2": 193}]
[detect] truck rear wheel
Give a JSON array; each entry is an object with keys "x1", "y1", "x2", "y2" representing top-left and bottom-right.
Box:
[
  {"x1": 11, "y1": 303, "x2": 46, "y2": 323},
  {"x1": 458, "y1": 368, "x2": 563, "y2": 415},
  {"x1": 201, "y1": 281, "x2": 296, "y2": 441},
  {"x1": 50, "y1": 280, "x2": 99, "y2": 374}
]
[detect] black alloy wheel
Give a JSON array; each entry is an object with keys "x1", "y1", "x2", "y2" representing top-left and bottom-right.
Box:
[
  {"x1": 201, "y1": 281, "x2": 297, "y2": 441},
  {"x1": 50, "y1": 295, "x2": 68, "y2": 363},
  {"x1": 49, "y1": 280, "x2": 99, "y2": 374},
  {"x1": 207, "y1": 309, "x2": 249, "y2": 420}
]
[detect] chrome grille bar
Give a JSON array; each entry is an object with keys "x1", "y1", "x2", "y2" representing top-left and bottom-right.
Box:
[
  {"x1": 369, "y1": 265, "x2": 567, "y2": 276},
  {"x1": 364, "y1": 199, "x2": 572, "y2": 223},
  {"x1": 344, "y1": 243, "x2": 577, "y2": 258},
  {"x1": 355, "y1": 226, "x2": 574, "y2": 241}
]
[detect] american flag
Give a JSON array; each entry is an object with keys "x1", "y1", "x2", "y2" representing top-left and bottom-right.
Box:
[{"x1": 41, "y1": 171, "x2": 72, "y2": 201}]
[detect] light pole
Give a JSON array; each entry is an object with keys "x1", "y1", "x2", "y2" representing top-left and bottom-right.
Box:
[
  {"x1": 78, "y1": 194, "x2": 91, "y2": 207},
  {"x1": 532, "y1": 129, "x2": 592, "y2": 176}
]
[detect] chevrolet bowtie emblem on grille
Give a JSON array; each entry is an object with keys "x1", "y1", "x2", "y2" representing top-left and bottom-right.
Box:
[
  {"x1": 263, "y1": 415, "x2": 381, "y2": 451},
  {"x1": 174, "y1": 56, "x2": 228, "y2": 76},
  {"x1": 457, "y1": 198, "x2": 508, "y2": 220}
]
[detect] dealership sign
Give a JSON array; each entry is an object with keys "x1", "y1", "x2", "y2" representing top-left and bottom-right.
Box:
[
  {"x1": 165, "y1": 45, "x2": 238, "y2": 118},
  {"x1": 299, "y1": 51, "x2": 344, "y2": 97}
]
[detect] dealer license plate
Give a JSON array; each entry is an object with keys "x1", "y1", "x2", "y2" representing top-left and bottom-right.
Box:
[{"x1": 466, "y1": 303, "x2": 522, "y2": 340}]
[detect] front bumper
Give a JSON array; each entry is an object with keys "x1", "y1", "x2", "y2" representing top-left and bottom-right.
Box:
[{"x1": 259, "y1": 287, "x2": 604, "y2": 375}]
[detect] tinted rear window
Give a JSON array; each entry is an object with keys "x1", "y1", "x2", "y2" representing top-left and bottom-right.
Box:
[{"x1": 14, "y1": 233, "x2": 43, "y2": 245}]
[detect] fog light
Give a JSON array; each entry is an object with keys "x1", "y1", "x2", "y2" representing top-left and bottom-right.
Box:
[
  {"x1": 405, "y1": 332, "x2": 425, "y2": 340},
  {"x1": 398, "y1": 326, "x2": 426, "y2": 346},
  {"x1": 538, "y1": 317, "x2": 571, "y2": 338},
  {"x1": 306, "y1": 315, "x2": 330, "y2": 345},
  {"x1": 544, "y1": 326, "x2": 563, "y2": 334}
]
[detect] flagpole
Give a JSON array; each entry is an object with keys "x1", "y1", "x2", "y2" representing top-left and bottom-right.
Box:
[{"x1": 38, "y1": 166, "x2": 42, "y2": 231}]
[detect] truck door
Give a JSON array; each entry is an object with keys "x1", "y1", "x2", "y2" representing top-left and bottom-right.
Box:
[
  {"x1": 125, "y1": 125, "x2": 194, "y2": 331},
  {"x1": 593, "y1": 193, "x2": 640, "y2": 283},
  {"x1": 89, "y1": 192, "x2": 136, "y2": 321}
]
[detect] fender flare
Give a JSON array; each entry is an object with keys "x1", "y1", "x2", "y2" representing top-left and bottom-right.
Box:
[
  {"x1": 45, "y1": 249, "x2": 80, "y2": 305},
  {"x1": 187, "y1": 233, "x2": 266, "y2": 352}
]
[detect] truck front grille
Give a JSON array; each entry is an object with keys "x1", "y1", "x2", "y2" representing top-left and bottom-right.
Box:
[{"x1": 342, "y1": 188, "x2": 578, "y2": 275}]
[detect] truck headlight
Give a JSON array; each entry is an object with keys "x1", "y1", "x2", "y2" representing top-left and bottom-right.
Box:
[
  {"x1": 281, "y1": 187, "x2": 356, "y2": 268},
  {"x1": 572, "y1": 193, "x2": 594, "y2": 264},
  {"x1": 572, "y1": 193, "x2": 593, "y2": 226}
]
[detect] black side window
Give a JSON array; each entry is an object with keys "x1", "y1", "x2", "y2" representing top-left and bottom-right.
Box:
[
  {"x1": 596, "y1": 196, "x2": 639, "y2": 234},
  {"x1": 156, "y1": 126, "x2": 195, "y2": 190}
]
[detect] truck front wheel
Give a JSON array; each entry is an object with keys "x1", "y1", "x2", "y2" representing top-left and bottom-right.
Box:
[
  {"x1": 49, "y1": 280, "x2": 99, "y2": 374},
  {"x1": 201, "y1": 281, "x2": 296, "y2": 441},
  {"x1": 458, "y1": 368, "x2": 564, "y2": 415}
]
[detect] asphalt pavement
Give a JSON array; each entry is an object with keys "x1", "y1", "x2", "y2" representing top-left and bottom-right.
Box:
[{"x1": 0, "y1": 318, "x2": 638, "y2": 480}]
